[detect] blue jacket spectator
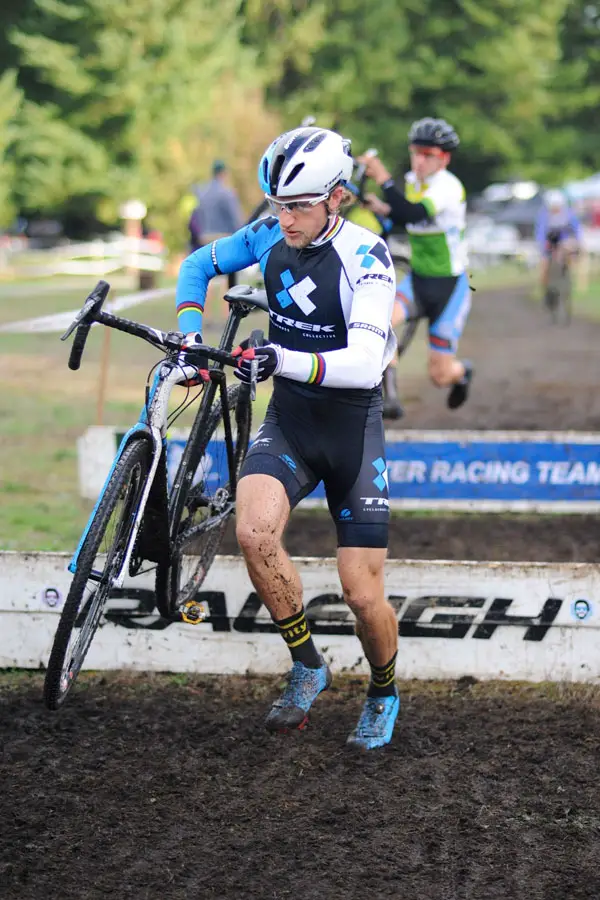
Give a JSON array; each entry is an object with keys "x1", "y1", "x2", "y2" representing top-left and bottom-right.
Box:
[{"x1": 191, "y1": 160, "x2": 243, "y2": 243}]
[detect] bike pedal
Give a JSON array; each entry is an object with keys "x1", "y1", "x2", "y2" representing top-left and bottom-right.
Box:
[{"x1": 181, "y1": 600, "x2": 207, "y2": 625}]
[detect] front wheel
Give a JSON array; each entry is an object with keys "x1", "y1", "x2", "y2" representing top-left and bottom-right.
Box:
[
  {"x1": 155, "y1": 383, "x2": 251, "y2": 620},
  {"x1": 43, "y1": 438, "x2": 151, "y2": 709}
]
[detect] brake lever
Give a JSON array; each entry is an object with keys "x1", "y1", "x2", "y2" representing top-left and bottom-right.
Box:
[
  {"x1": 60, "y1": 298, "x2": 95, "y2": 341},
  {"x1": 250, "y1": 358, "x2": 258, "y2": 402}
]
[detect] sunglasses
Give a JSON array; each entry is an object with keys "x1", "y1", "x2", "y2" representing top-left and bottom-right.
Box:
[
  {"x1": 265, "y1": 192, "x2": 330, "y2": 214},
  {"x1": 409, "y1": 145, "x2": 445, "y2": 158}
]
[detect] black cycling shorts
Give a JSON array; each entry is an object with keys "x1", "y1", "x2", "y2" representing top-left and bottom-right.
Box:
[
  {"x1": 239, "y1": 378, "x2": 389, "y2": 548},
  {"x1": 396, "y1": 271, "x2": 471, "y2": 353}
]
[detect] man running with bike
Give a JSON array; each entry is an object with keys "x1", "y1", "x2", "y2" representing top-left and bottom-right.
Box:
[
  {"x1": 358, "y1": 118, "x2": 472, "y2": 419},
  {"x1": 175, "y1": 126, "x2": 400, "y2": 750}
]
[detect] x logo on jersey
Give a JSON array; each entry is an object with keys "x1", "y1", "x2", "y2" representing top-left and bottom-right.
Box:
[
  {"x1": 276, "y1": 269, "x2": 317, "y2": 315},
  {"x1": 356, "y1": 242, "x2": 392, "y2": 270}
]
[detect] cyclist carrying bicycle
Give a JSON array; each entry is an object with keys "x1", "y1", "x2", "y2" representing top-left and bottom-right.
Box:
[
  {"x1": 535, "y1": 189, "x2": 582, "y2": 294},
  {"x1": 358, "y1": 118, "x2": 473, "y2": 418},
  {"x1": 176, "y1": 126, "x2": 401, "y2": 750}
]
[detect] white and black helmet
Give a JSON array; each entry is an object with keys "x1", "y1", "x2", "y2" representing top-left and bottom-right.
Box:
[
  {"x1": 258, "y1": 127, "x2": 354, "y2": 197},
  {"x1": 408, "y1": 117, "x2": 460, "y2": 152}
]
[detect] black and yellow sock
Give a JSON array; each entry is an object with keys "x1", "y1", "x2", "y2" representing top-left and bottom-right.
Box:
[
  {"x1": 367, "y1": 652, "x2": 398, "y2": 698},
  {"x1": 275, "y1": 610, "x2": 322, "y2": 669}
]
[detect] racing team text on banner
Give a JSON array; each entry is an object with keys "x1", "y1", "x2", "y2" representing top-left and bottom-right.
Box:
[{"x1": 77, "y1": 428, "x2": 600, "y2": 512}]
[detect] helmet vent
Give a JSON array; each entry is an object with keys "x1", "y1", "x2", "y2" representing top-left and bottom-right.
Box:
[
  {"x1": 303, "y1": 132, "x2": 327, "y2": 153},
  {"x1": 283, "y1": 162, "x2": 305, "y2": 187},
  {"x1": 270, "y1": 153, "x2": 286, "y2": 193}
]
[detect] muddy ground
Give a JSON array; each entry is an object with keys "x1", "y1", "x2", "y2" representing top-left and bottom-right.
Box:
[
  {"x1": 220, "y1": 509, "x2": 600, "y2": 562},
  {"x1": 2, "y1": 286, "x2": 600, "y2": 900},
  {"x1": 2, "y1": 674, "x2": 599, "y2": 900},
  {"x1": 397, "y1": 282, "x2": 600, "y2": 431}
]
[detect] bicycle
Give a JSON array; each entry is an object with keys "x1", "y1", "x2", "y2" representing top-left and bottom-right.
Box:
[
  {"x1": 545, "y1": 238, "x2": 572, "y2": 326},
  {"x1": 43, "y1": 280, "x2": 267, "y2": 709}
]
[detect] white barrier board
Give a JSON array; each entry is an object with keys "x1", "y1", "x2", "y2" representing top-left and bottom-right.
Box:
[{"x1": 1, "y1": 552, "x2": 599, "y2": 683}]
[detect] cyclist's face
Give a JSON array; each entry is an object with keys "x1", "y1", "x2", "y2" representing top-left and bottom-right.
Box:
[
  {"x1": 269, "y1": 187, "x2": 343, "y2": 248},
  {"x1": 409, "y1": 145, "x2": 449, "y2": 181}
]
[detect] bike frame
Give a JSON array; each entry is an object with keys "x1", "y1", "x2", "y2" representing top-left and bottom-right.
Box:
[
  {"x1": 68, "y1": 359, "x2": 200, "y2": 583},
  {"x1": 67, "y1": 285, "x2": 267, "y2": 585}
]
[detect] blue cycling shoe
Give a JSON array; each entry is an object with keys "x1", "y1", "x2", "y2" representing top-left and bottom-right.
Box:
[
  {"x1": 265, "y1": 659, "x2": 332, "y2": 732},
  {"x1": 346, "y1": 689, "x2": 400, "y2": 750}
]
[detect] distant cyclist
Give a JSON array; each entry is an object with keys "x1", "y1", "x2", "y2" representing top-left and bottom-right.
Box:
[
  {"x1": 358, "y1": 118, "x2": 472, "y2": 418},
  {"x1": 535, "y1": 189, "x2": 582, "y2": 293}
]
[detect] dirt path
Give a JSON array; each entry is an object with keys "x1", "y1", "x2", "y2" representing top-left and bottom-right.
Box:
[
  {"x1": 220, "y1": 510, "x2": 600, "y2": 562},
  {"x1": 2, "y1": 674, "x2": 599, "y2": 900},
  {"x1": 395, "y1": 284, "x2": 600, "y2": 430}
]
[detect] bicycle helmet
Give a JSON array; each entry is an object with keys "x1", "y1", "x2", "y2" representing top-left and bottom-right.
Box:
[
  {"x1": 258, "y1": 127, "x2": 353, "y2": 197},
  {"x1": 408, "y1": 118, "x2": 460, "y2": 152},
  {"x1": 544, "y1": 189, "x2": 567, "y2": 209}
]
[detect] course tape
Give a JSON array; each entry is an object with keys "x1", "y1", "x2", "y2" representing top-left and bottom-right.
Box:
[{"x1": 0, "y1": 286, "x2": 174, "y2": 334}]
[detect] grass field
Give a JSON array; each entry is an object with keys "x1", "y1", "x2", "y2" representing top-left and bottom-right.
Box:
[{"x1": 0, "y1": 259, "x2": 598, "y2": 551}]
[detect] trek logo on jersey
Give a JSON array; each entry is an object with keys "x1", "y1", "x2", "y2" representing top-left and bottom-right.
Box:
[
  {"x1": 276, "y1": 269, "x2": 317, "y2": 315},
  {"x1": 356, "y1": 273, "x2": 394, "y2": 288},
  {"x1": 269, "y1": 309, "x2": 336, "y2": 335},
  {"x1": 355, "y1": 242, "x2": 392, "y2": 270}
]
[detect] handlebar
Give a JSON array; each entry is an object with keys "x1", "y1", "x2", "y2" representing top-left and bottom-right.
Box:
[
  {"x1": 61, "y1": 280, "x2": 111, "y2": 370},
  {"x1": 61, "y1": 280, "x2": 268, "y2": 373}
]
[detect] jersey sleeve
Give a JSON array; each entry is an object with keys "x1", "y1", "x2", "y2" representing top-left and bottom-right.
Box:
[
  {"x1": 276, "y1": 233, "x2": 396, "y2": 389},
  {"x1": 175, "y1": 218, "x2": 279, "y2": 333}
]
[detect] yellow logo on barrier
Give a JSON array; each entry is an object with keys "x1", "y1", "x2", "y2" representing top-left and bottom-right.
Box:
[{"x1": 181, "y1": 600, "x2": 207, "y2": 625}]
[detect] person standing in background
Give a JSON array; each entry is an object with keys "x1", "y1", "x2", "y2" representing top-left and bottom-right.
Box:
[{"x1": 191, "y1": 160, "x2": 243, "y2": 290}]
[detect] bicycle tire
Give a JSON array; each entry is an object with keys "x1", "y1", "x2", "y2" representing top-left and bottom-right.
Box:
[
  {"x1": 558, "y1": 268, "x2": 572, "y2": 326},
  {"x1": 546, "y1": 256, "x2": 565, "y2": 324},
  {"x1": 43, "y1": 438, "x2": 151, "y2": 709},
  {"x1": 396, "y1": 318, "x2": 420, "y2": 358},
  {"x1": 155, "y1": 383, "x2": 251, "y2": 620}
]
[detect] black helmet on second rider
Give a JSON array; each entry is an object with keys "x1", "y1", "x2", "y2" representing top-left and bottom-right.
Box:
[{"x1": 408, "y1": 118, "x2": 460, "y2": 152}]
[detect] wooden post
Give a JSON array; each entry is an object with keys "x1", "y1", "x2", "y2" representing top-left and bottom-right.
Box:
[{"x1": 96, "y1": 321, "x2": 112, "y2": 426}]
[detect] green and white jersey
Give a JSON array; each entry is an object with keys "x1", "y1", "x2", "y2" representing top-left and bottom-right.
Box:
[{"x1": 404, "y1": 168, "x2": 467, "y2": 277}]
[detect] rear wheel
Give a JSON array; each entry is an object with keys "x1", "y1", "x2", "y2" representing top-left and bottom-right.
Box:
[
  {"x1": 557, "y1": 267, "x2": 572, "y2": 326},
  {"x1": 44, "y1": 438, "x2": 151, "y2": 709},
  {"x1": 155, "y1": 383, "x2": 251, "y2": 620},
  {"x1": 546, "y1": 256, "x2": 570, "y2": 325}
]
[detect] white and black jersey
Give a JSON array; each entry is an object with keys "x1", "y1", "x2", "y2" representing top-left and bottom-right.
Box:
[
  {"x1": 176, "y1": 214, "x2": 396, "y2": 394},
  {"x1": 175, "y1": 213, "x2": 396, "y2": 547}
]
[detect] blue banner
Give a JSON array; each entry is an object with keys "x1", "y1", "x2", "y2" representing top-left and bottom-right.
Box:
[
  {"x1": 164, "y1": 434, "x2": 600, "y2": 509},
  {"x1": 382, "y1": 439, "x2": 600, "y2": 503}
]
